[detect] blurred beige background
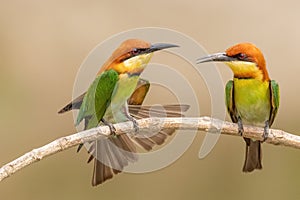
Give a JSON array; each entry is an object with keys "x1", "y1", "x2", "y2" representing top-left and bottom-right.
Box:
[{"x1": 1, "y1": 0, "x2": 300, "y2": 199}]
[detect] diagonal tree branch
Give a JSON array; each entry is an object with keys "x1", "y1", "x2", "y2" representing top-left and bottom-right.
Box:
[{"x1": 0, "y1": 116, "x2": 299, "y2": 182}]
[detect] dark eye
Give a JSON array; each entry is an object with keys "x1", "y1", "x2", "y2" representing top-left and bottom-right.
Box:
[
  {"x1": 131, "y1": 48, "x2": 139, "y2": 55},
  {"x1": 237, "y1": 53, "x2": 247, "y2": 60}
]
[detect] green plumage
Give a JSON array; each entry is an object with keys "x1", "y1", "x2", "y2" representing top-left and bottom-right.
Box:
[
  {"x1": 225, "y1": 80, "x2": 238, "y2": 123},
  {"x1": 196, "y1": 42, "x2": 280, "y2": 173},
  {"x1": 225, "y1": 78, "x2": 279, "y2": 172},
  {"x1": 269, "y1": 80, "x2": 280, "y2": 126},
  {"x1": 225, "y1": 79, "x2": 279, "y2": 126},
  {"x1": 57, "y1": 41, "x2": 180, "y2": 186},
  {"x1": 76, "y1": 69, "x2": 119, "y2": 129}
]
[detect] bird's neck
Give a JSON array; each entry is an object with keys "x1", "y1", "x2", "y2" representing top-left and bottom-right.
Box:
[{"x1": 225, "y1": 61, "x2": 269, "y2": 81}]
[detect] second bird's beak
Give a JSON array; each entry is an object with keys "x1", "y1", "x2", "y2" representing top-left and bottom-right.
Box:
[
  {"x1": 146, "y1": 43, "x2": 179, "y2": 53},
  {"x1": 197, "y1": 52, "x2": 236, "y2": 63}
]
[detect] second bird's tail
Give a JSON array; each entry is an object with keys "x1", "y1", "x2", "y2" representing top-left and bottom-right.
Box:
[{"x1": 242, "y1": 138, "x2": 262, "y2": 172}]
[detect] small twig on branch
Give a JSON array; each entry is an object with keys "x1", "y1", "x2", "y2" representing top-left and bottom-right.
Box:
[{"x1": 0, "y1": 117, "x2": 299, "y2": 182}]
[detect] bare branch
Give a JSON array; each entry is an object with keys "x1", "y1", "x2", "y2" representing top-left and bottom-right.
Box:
[{"x1": 0, "y1": 117, "x2": 299, "y2": 182}]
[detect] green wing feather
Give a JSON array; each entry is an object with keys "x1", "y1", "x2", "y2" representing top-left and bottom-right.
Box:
[
  {"x1": 269, "y1": 80, "x2": 280, "y2": 126},
  {"x1": 225, "y1": 80, "x2": 238, "y2": 123},
  {"x1": 76, "y1": 69, "x2": 119, "y2": 129}
]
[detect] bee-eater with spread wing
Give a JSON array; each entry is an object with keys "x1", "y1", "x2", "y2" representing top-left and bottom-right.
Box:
[
  {"x1": 197, "y1": 43, "x2": 279, "y2": 172},
  {"x1": 58, "y1": 39, "x2": 187, "y2": 186}
]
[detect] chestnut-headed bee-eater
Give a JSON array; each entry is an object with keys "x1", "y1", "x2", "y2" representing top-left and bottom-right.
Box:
[
  {"x1": 197, "y1": 43, "x2": 279, "y2": 172},
  {"x1": 58, "y1": 39, "x2": 187, "y2": 186}
]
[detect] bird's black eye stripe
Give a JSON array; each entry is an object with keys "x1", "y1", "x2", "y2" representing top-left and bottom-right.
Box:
[
  {"x1": 131, "y1": 48, "x2": 148, "y2": 56},
  {"x1": 121, "y1": 48, "x2": 148, "y2": 62}
]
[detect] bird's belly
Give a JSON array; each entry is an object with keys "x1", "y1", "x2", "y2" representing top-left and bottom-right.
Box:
[
  {"x1": 234, "y1": 79, "x2": 271, "y2": 126},
  {"x1": 236, "y1": 101, "x2": 270, "y2": 126}
]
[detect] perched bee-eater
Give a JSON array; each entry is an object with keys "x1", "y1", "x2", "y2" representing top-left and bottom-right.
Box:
[
  {"x1": 58, "y1": 39, "x2": 185, "y2": 186},
  {"x1": 197, "y1": 43, "x2": 279, "y2": 172}
]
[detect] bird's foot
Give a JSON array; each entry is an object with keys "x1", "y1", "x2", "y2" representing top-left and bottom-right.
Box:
[
  {"x1": 101, "y1": 119, "x2": 117, "y2": 137},
  {"x1": 262, "y1": 120, "x2": 269, "y2": 142},
  {"x1": 123, "y1": 102, "x2": 139, "y2": 133},
  {"x1": 123, "y1": 104, "x2": 139, "y2": 134},
  {"x1": 127, "y1": 115, "x2": 139, "y2": 133},
  {"x1": 237, "y1": 117, "x2": 244, "y2": 136}
]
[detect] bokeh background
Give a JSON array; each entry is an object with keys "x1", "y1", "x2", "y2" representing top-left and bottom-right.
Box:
[{"x1": 1, "y1": 0, "x2": 300, "y2": 199}]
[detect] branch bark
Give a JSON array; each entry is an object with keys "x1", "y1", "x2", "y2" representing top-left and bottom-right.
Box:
[{"x1": 0, "y1": 117, "x2": 299, "y2": 182}]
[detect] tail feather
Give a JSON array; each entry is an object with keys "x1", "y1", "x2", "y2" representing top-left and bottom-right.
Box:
[
  {"x1": 92, "y1": 160, "x2": 113, "y2": 186},
  {"x1": 148, "y1": 132, "x2": 168, "y2": 145},
  {"x1": 91, "y1": 135, "x2": 137, "y2": 186},
  {"x1": 74, "y1": 103, "x2": 189, "y2": 186},
  {"x1": 113, "y1": 135, "x2": 138, "y2": 162},
  {"x1": 104, "y1": 141, "x2": 124, "y2": 174},
  {"x1": 133, "y1": 137, "x2": 156, "y2": 151},
  {"x1": 242, "y1": 138, "x2": 262, "y2": 172},
  {"x1": 160, "y1": 128, "x2": 176, "y2": 136}
]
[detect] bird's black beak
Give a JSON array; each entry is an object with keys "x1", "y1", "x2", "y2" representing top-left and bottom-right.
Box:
[
  {"x1": 124, "y1": 43, "x2": 179, "y2": 61},
  {"x1": 197, "y1": 52, "x2": 237, "y2": 64},
  {"x1": 146, "y1": 43, "x2": 179, "y2": 53}
]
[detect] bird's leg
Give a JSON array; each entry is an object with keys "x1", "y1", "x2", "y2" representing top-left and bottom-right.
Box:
[
  {"x1": 237, "y1": 116, "x2": 244, "y2": 136},
  {"x1": 101, "y1": 118, "x2": 117, "y2": 137},
  {"x1": 238, "y1": 117, "x2": 251, "y2": 146},
  {"x1": 262, "y1": 120, "x2": 269, "y2": 142},
  {"x1": 124, "y1": 102, "x2": 139, "y2": 133}
]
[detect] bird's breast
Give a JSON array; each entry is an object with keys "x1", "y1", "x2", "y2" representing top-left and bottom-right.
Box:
[
  {"x1": 234, "y1": 78, "x2": 271, "y2": 126},
  {"x1": 104, "y1": 74, "x2": 140, "y2": 122},
  {"x1": 112, "y1": 74, "x2": 140, "y2": 103}
]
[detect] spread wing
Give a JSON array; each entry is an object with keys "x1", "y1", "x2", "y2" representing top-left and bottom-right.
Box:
[
  {"x1": 125, "y1": 78, "x2": 190, "y2": 151},
  {"x1": 58, "y1": 77, "x2": 190, "y2": 151}
]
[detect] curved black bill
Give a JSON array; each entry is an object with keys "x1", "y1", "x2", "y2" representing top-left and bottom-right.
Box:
[
  {"x1": 197, "y1": 52, "x2": 237, "y2": 64},
  {"x1": 146, "y1": 43, "x2": 179, "y2": 53}
]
